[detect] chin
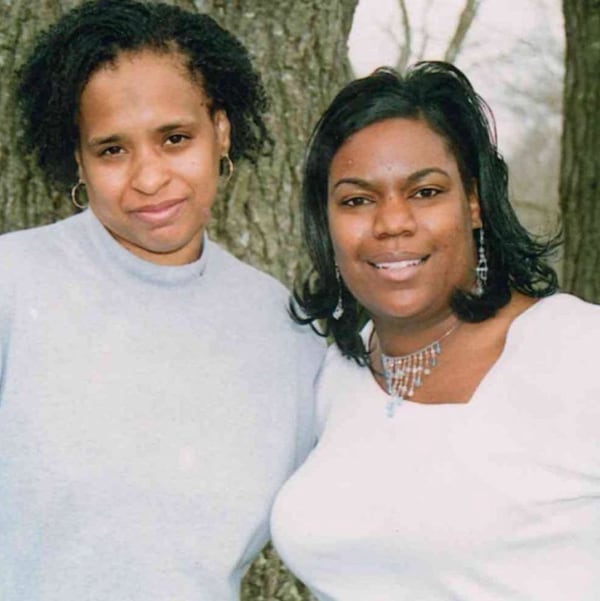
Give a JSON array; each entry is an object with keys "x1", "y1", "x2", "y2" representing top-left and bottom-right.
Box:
[
  {"x1": 366, "y1": 303, "x2": 424, "y2": 322},
  {"x1": 142, "y1": 227, "x2": 199, "y2": 251},
  {"x1": 365, "y1": 293, "x2": 450, "y2": 323}
]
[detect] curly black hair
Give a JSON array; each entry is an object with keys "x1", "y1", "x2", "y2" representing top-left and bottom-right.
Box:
[
  {"x1": 293, "y1": 62, "x2": 560, "y2": 364},
  {"x1": 16, "y1": 0, "x2": 271, "y2": 190}
]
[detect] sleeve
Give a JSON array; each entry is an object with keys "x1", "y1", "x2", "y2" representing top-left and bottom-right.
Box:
[
  {"x1": 0, "y1": 242, "x2": 18, "y2": 390},
  {"x1": 0, "y1": 276, "x2": 12, "y2": 389},
  {"x1": 292, "y1": 326, "x2": 327, "y2": 468},
  {"x1": 314, "y1": 322, "x2": 373, "y2": 439},
  {"x1": 314, "y1": 343, "x2": 344, "y2": 439}
]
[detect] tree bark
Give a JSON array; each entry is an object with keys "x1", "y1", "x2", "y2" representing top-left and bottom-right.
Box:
[
  {"x1": 207, "y1": 0, "x2": 357, "y2": 287},
  {"x1": 0, "y1": 0, "x2": 357, "y2": 598},
  {"x1": 0, "y1": 0, "x2": 81, "y2": 232},
  {"x1": 559, "y1": 0, "x2": 600, "y2": 302}
]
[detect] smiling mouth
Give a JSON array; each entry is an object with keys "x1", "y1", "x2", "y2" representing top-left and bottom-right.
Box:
[{"x1": 371, "y1": 257, "x2": 427, "y2": 270}]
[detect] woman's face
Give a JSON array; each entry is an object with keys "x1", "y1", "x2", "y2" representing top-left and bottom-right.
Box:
[
  {"x1": 327, "y1": 117, "x2": 481, "y2": 324},
  {"x1": 76, "y1": 50, "x2": 230, "y2": 265}
]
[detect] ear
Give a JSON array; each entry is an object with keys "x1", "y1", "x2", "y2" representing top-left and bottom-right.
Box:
[
  {"x1": 213, "y1": 109, "x2": 231, "y2": 157},
  {"x1": 467, "y1": 183, "x2": 482, "y2": 230}
]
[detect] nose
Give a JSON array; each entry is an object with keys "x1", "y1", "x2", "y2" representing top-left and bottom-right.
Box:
[
  {"x1": 372, "y1": 196, "x2": 417, "y2": 239},
  {"x1": 130, "y1": 148, "x2": 171, "y2": 195}
]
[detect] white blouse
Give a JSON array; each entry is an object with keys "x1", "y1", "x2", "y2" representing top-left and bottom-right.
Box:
[{"x1": 271, "y1": 294, "x2": 600, "y2": 601}]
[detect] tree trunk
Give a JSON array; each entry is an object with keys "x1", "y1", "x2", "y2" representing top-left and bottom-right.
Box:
[
  {"x1": 207, "y1": 0, "x2": 357, "y2": 287},
  {"x1": 559, "y1": 0, "x2": 600, "y2": 302},
  {"x1": 0, "y1": 0, "x2": 357, "y2": 599},
  {"x1": 0, "y1": 0, "x2": 81, "y2": 232}
]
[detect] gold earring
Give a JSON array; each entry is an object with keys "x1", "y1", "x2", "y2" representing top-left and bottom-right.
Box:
[
  {"x1": 71, "y1": 181, "x2": 87, "y2": 210},
  {"x1": 219, "y1": 155, "x2": 234, "y2": 182}
]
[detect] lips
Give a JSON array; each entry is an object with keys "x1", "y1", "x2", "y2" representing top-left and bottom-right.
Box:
[
  {"x1": 366, "y1": 252, "x2": 428, "y2": 281},
  {"x1": 374, "y1": 258, "x2": 424, "y2": 270},
  {"x1": 367, "y1": 251, "x2": 428, "y2": 268},
  {"x1": 130, "y1": 198, "x2": 185, "y2": 225}
]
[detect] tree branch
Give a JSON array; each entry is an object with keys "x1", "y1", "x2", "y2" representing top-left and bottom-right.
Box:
[
  {"x1": 395, "y1": 0, "x2": 412, "y2": 72},
  {"x1": 444, "y1": 0, "x2": 481, "y2": 63}
]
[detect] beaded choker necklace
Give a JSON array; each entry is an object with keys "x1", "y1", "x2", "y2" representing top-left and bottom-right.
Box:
[{"x1": 380, "y1": 321, "x2": 460, "y2": 417}]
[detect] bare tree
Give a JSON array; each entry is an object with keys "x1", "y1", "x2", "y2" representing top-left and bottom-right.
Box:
[
  {"x1": 443, "y1": 0, "x2": 481, "y2": 63},
  {"x1": 396, "y1": 0, "x2": 412, "y2": 71},
  {"x1": 391, "y1": 0, "x2": 481, "y2": 71}
]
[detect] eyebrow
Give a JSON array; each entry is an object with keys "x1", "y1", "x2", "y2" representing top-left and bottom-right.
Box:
[
  {"x1": 331, "y1": 167, "x2": 451, "y2": 192},
  {"x1": 86, "y1": 121, "x2": 195, "y2": 148},
  {"x1": 156, "y1": 121, "x2": 194, "y2": 134},
  {"x1": 331, "y1": 177, "x2": 377, "y2": 192},
  {"x1": 87, "y1": 134, "x2": 123, "y2": 148}
]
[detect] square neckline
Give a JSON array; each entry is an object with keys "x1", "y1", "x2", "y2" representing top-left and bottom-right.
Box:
[{"x1": 362, "y1": 294, "x2": 559, "y2": 411}]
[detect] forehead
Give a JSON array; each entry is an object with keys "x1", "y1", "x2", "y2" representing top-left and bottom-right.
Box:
[
  {"x1": 78, "y1": 49, "x2": 209, "y2": 132},
  {"x1": 330, "y1": 118, "x2": 457, "y2": 177},
  {"x1": 85, "y1": 48, "x2": 201, "y2": 93}
]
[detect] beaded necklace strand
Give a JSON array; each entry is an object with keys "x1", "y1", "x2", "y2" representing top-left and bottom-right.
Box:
[{"x1": 380, "y1": 322, "x2": 460, "y2": 417}]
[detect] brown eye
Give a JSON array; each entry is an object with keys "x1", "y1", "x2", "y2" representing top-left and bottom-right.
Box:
[
  {"x1": 341, "y1": 196, "x2": 371, "y2": 207},
  {"x1": 166, "y1": 134, "x2": 189, "y2": 145},
  {"x1": 414, "y1": 187, "x2": 441, "y2": 199},
  {"x1": 100, "y1": 145, "x2": 123, "y2": 156}
]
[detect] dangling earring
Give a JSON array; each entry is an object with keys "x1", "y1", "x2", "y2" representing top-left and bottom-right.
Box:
[
  {"x1": 71, "y1": 181, "x2": 87, "y2": 210},
  {"x1": 219, "y1": 155, "x2": 234, "y2": 182},
  {"x1": 333, "y1": 266, "x2": 344, "y2": 320},
  {"x1": 474, "y1": 227, "x2": 488, "y2": 296}
]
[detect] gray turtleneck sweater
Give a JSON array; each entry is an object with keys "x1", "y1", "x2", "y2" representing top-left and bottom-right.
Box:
[{"x1": 0, "y1": 209, "x2": 323, "y2": 601}]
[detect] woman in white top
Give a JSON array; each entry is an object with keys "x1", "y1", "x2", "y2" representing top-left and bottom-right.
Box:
[{"x1": 271, "y1": 62, "x2": 600, "y2": 600}]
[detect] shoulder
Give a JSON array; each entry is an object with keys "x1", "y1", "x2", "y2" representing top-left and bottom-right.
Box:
[
  {"x1": 0, "y1": 213, "x2": 94, "y2": 333},
  {"x1": 205, "y1": 239, "x2": 289, "y2": 303},
  {"x1": 0, "y1": 215, "x2": 84, "y2": 329},
  {"x1": 504, "y1": 293, "x2": 600, "y2": 384},
  {"x1": 205, "y1": 237, "x2": 325, "y2": 356},
  {"x1": 0, "y1": 213, "x2": 85, "y2": 270},
  {"x1": 542, "y1": 292, "x2": 600, "y2": 318},
  {"x1": 0, "y1": 221, "x2": 55, "y2": 285},
  {"x1": 518, "y1": 293, "x2": 600, "y2": 339},
  {"x1": 315, "y1": 339, "x2": 369, "y2": 436}
]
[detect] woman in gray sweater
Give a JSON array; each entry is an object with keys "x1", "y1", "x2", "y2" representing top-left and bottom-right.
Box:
[{"x1": 0, "y1": 2, "x2": 323, "y2": 599}]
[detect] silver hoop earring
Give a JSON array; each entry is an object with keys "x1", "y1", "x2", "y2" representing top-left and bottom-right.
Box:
[
  {"x1": 71, "y1": 181, "x2": 87, "y2": 210},
  {"x1": 333, "y1": 266, "x2": 344, "y2": 320},
  {"x1": 219, "y1": 155, "x2": 234, "y2": 182},
  {"x1": 474, "y1": 227, "x2": 488, "y2": 296}
]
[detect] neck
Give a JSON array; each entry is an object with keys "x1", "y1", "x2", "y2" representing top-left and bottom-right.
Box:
[
  {"x1": 109, "y1": 228, "x2": 204, "y2": 266},
  {"x1": 372, "y1": 310, "x2": 458, "y2": 357}
]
